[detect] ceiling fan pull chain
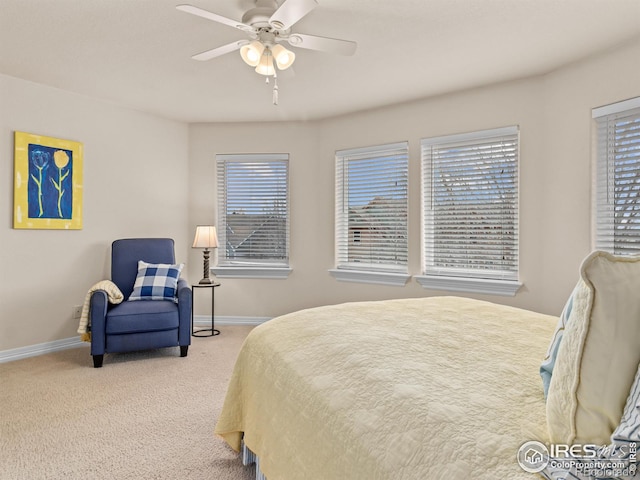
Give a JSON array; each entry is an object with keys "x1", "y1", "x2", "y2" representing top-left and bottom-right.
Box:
[{"x1": 273, "y1": 74, "x2": 279, "y2": 105}]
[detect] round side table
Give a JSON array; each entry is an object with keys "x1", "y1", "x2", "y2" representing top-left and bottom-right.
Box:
[{"x1": 191, "y1": 282, "x2": 221, "y2": 337}]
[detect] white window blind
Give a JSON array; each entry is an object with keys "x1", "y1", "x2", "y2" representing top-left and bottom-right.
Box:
[
  {"x1": 593, "y1": 98, "x2": 640, "y2": 255},
  {"x1": 216, "y1": 154, "x2": 289, "y2": 266},
  {"x1": 421, "y1": 126, "x2": 519, "y2": 282},
  {"x1": 334, "y1": 142, "x2": 409, "y2": 274}
]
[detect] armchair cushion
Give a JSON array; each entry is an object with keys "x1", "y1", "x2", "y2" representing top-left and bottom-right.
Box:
[
  {"x1": 129, "y1": 261, "x2": 184, "y2": 303},
  {"x1": 105, "y1": 300, "x2": 180, "y2": 334}
]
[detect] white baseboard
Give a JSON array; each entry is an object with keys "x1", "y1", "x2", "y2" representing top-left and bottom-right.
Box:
[
  {"x1": 0, "y1": 337, "x2": 88, "y2": 364},
  {"x1": 0, "y1": 316, "x2": 270, "y2": 363}
]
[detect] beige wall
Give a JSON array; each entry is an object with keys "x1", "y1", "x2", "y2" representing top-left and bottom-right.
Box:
[
  {"x1": 0, "y1": 75, "x2": 189, "y2": 351},
  {"x1": 188, "y1": 122, "x2": 326, "y2": 316},
  {"x1": 189, "y1": 79, "x2": 550, "y2": 319},
  {"x1": 3, "y1": 36, "x2": 640, "y2": 352},
  {"x1": 188, "y1": 37, "x2": 640, "y2": 320}
]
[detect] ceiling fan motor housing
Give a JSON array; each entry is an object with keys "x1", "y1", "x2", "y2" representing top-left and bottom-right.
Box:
[{"x1": 242, "y1": 0, "x2": 280, "y2": 29}]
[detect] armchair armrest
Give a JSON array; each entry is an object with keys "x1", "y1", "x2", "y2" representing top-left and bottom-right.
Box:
[{"x1": 177, "y1": 279, "x2": 192, "y2": 347}]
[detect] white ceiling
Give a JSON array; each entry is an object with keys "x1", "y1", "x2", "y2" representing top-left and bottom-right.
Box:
[{"x1": 1, "y1": 0, "x2": 640, "y2": 123}]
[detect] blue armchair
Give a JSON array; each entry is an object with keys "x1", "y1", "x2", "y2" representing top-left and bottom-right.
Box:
[{"x1": 89, "y1": 238, "x2": 192, "y2": 368}]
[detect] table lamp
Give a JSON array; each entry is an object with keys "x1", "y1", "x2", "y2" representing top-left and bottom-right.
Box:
[{"x1": 192, "y1": 225, "x2": 218, "y2": 284}]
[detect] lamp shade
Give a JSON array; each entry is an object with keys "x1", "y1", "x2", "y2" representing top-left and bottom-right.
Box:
[
  {"x1": 271, "y1": 44, "x2": 295, "y2": 70},
  {"x1": 255, "y1": 50, "x2": 276, "y2": 76},
  {"x1": 240, "y1": 41, "x2": 265, "y2": 67},
  {"x1": 192, "y1": 226, "x2": 218, "y2": 249}
]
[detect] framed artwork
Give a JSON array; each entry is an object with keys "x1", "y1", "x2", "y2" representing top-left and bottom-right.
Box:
[{"x1": 13, "y1": 131, "x2": 83, "y2": 229}]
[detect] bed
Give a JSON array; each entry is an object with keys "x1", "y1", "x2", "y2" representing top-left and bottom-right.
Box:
[
  {"x1": 215, "y1": 296, "x2": 558, "y2": 479},
  {"x1": 216, "y1": 249, "x2": 640, "y2": 480}
]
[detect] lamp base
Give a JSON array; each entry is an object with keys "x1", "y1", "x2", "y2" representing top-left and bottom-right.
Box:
[{"x1": 199, "y1": 248, "x2": 213, "y2": 285}]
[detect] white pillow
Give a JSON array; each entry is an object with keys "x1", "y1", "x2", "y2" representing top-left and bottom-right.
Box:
[
  {"x1": 541, "y1": 362, "x2": 640, "y2": 480},
  {"x1": 546, "y1": 251, "x2": 640, "y2": 445}
]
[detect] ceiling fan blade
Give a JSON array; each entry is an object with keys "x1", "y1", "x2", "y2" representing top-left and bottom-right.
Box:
[
  {"x1": 191, "y1": 41, "x2": 247, "y2": 61},
  {"x1": 269, "y1": 0, "x2": 318, "y2": 30},
  {"x1": 287, "y1": 33, "x2": 357, "y2": 56},
  {"x1": 176, "y1": 4, "x2": 253, "y2": 32}
]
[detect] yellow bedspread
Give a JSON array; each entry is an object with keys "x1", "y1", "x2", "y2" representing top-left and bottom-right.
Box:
[{"x1": 215, "y1": 296, "x2": 557, "y2": 480}]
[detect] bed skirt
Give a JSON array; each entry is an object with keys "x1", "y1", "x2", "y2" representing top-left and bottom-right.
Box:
[{"x1": 242, "y1": 440, "x2": 267, "y2": 480}]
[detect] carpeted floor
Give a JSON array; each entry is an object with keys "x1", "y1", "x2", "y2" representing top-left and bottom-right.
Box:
[{"x1": 0, "y1": 326, "x2": 256, "y2": 480}]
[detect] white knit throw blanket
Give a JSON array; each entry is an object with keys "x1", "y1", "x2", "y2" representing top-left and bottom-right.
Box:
[{"x1": 77, "y1": 280, "x2": 124, "y2": 342}]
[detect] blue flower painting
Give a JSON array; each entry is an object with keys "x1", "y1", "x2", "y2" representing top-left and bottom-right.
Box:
[
  {"x1": 14, "y1": 131, "x2": 83, "y2": 230},
  {"x1": 27, "y1": 144, "x2": 73, "y2": 219}
]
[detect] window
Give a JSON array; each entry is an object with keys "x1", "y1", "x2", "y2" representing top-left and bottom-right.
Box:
[
  {"x1": 593, "y1": 97, "x2": 640, "y2": 255},
  {"x1": 214, "y1": 153, "x2": 291, "y2": 278},
  {"x1": 417, "y1": 126, "x2": 521, "y2": 296},
  {"x1": 330, "y1": 142, "x2": 409, "y2": 286}
]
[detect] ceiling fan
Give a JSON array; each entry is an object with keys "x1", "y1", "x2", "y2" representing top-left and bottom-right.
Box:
[{"x1": 177, "y1": 0, "x2": 357, "y2": 104}]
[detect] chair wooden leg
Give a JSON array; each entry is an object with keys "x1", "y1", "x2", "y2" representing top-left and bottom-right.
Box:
[
  {"x1": 93, "y1": 354, "x2": 104, "y2": 368},
  {"x1": 180, "y1": 346, "x2": 188, "y2": 357}
]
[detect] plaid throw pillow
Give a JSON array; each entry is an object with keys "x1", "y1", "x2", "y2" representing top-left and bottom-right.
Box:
[{"x1": 129, "y1": 261, "x2": 184, "y2": 303}]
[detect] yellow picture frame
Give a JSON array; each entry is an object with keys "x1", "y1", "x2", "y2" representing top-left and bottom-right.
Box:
[{"x1": 13, "y1": 131, "x2": 83, "y2": 230}]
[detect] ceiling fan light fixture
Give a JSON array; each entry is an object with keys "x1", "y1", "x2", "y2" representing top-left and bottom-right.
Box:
[
  {"x1": 240, "y1": 41, "x2": 265, "y2": 67},
  {"x1": 271, "y1": 44, "x2": 295, "y2": 70},
  {"x1": 178, "y1": 0, "x2": 357, "y2": 105},
  {"x1": 255, "y1": 50, "x2": 276, "y2": 76}
]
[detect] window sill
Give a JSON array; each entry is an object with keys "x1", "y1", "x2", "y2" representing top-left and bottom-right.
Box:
[
  {"x1": 415, "y1": 275, "x2": 522, "y2": 296},
  {"x1": 212, "y1": 266, "x2": 292, "y2": 279},
  {"x1": 329, "y1": 269, "x2": 410, "y2": 287}
]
